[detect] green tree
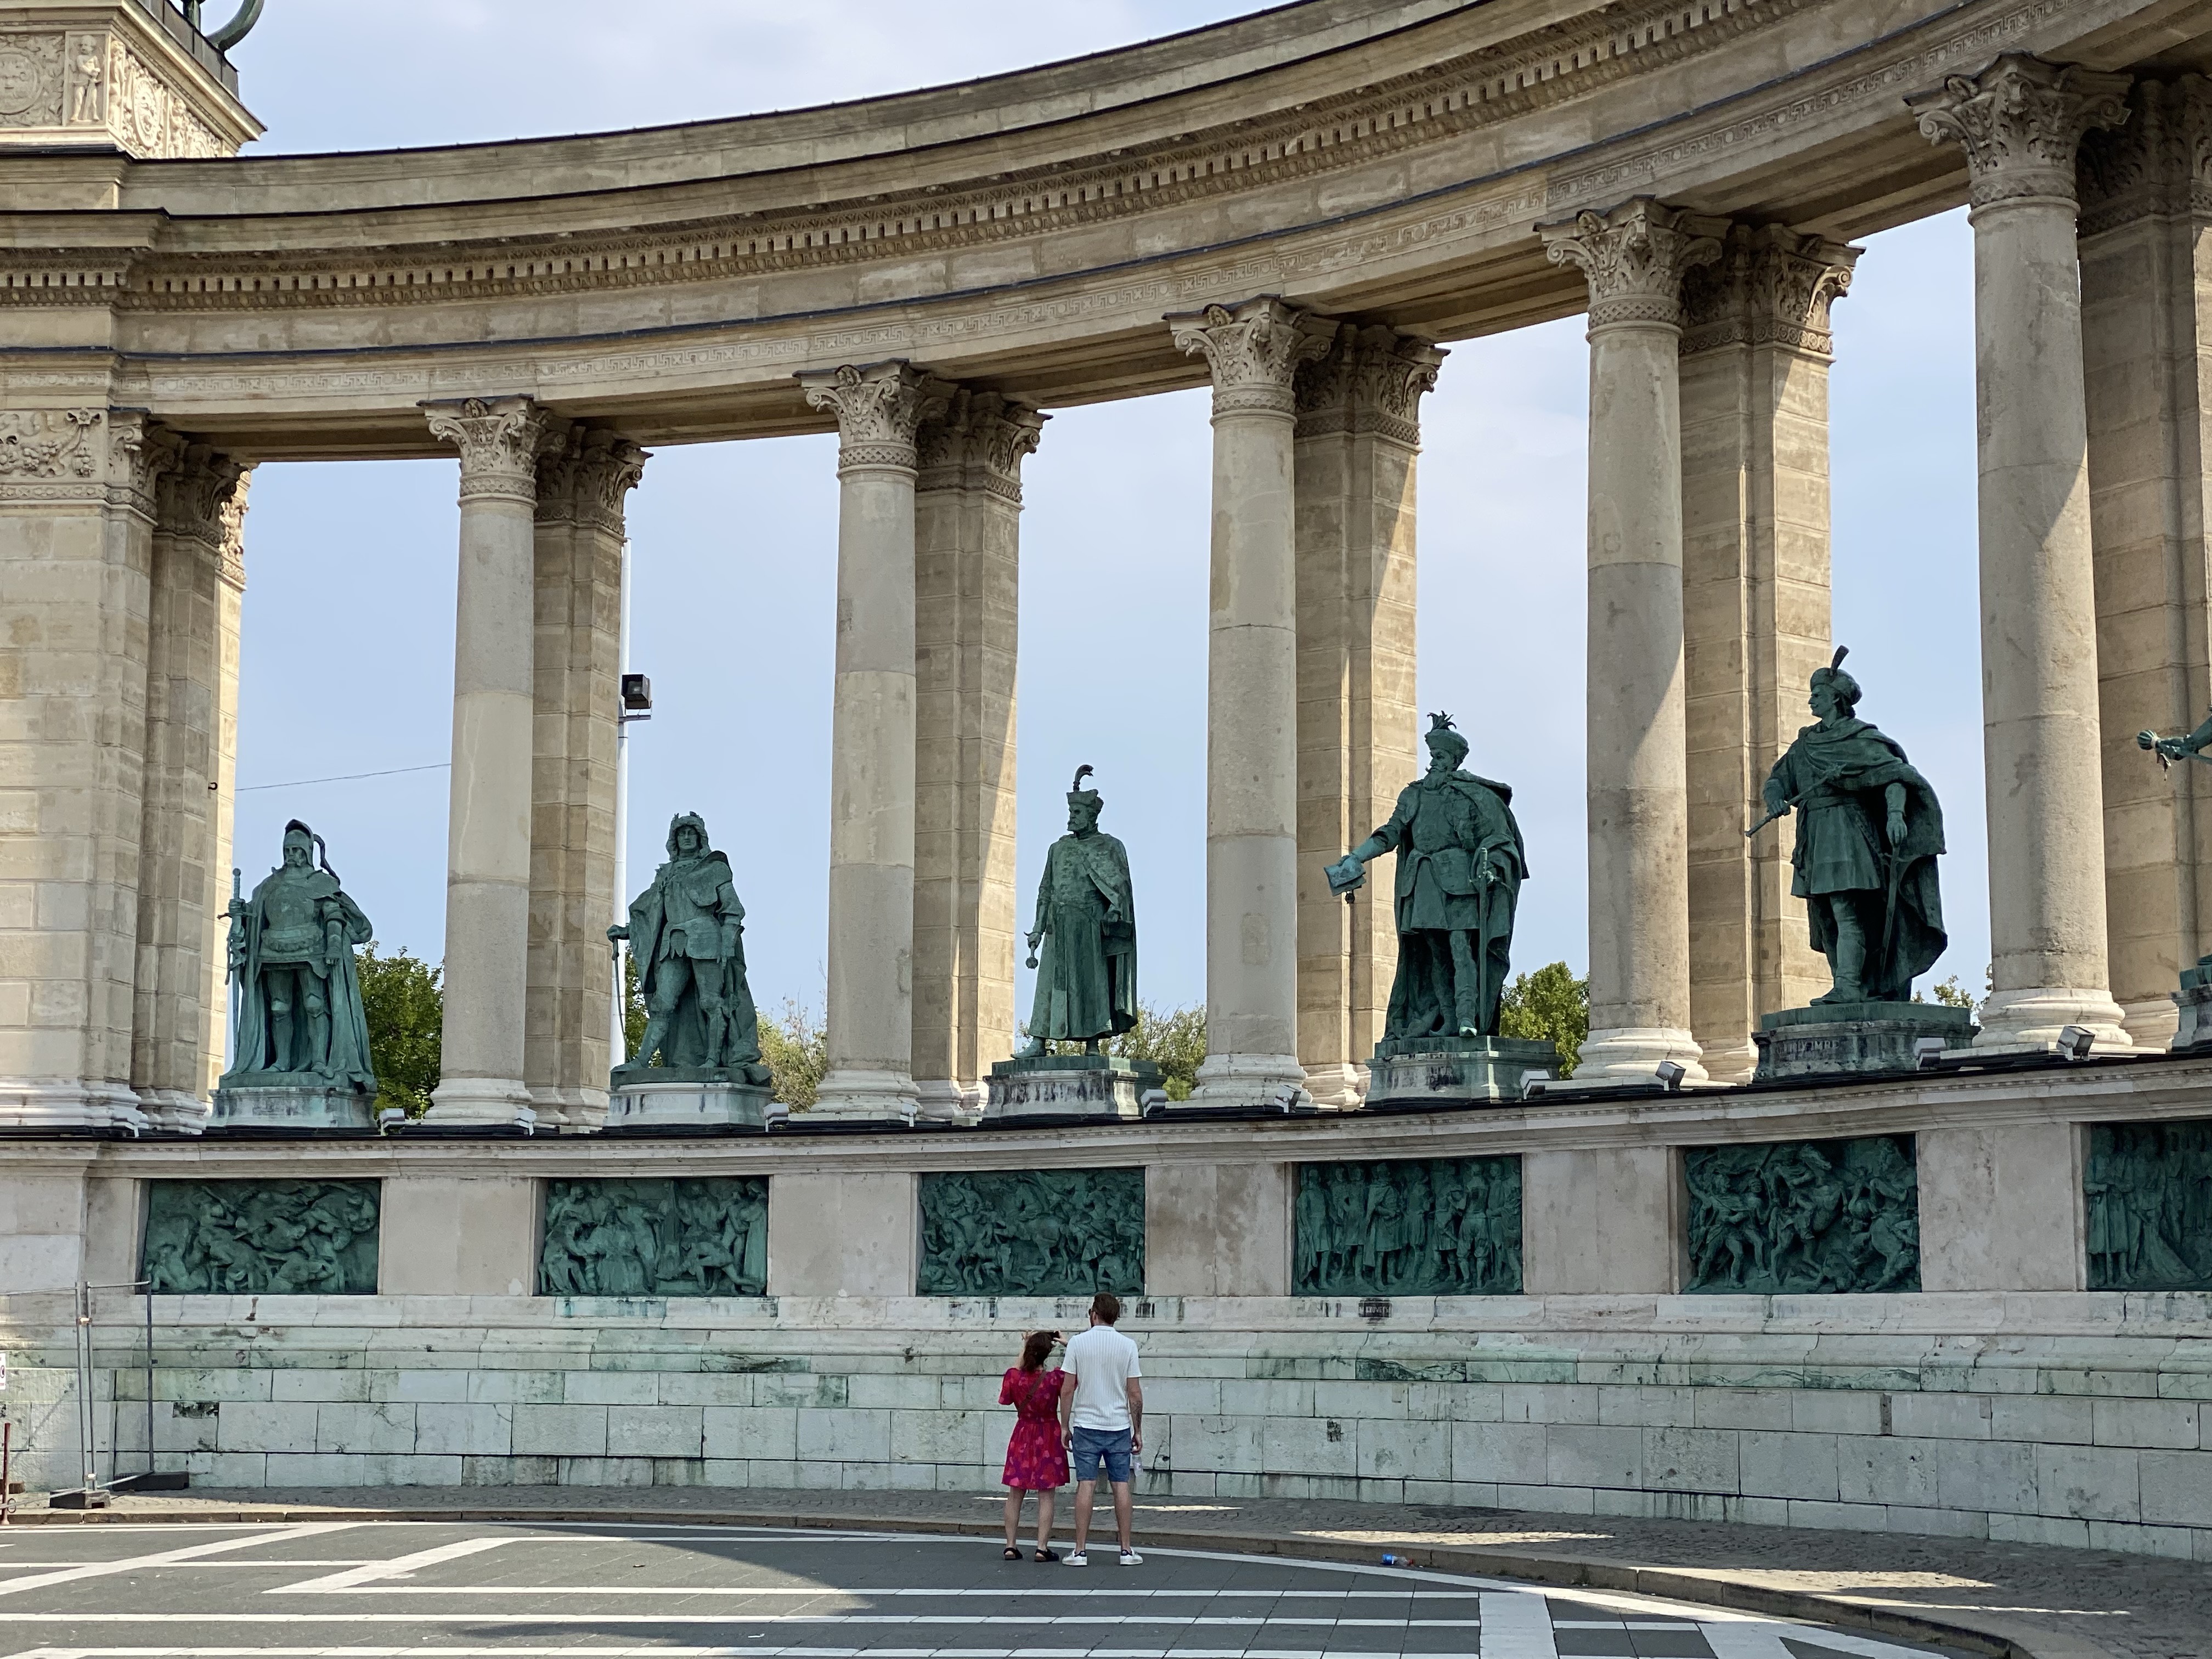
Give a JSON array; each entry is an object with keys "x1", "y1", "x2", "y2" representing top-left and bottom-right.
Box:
[
  {"x1": 622, "y1": 949, "x2": 648, "y2": 1061},
  {"x1": 1111, "y1": 1002, "x2": 1207, "y2": 1100},
  {"x1": 1497, "y1": 961, "x2": 1589, "y2": 1077},
  {"x1": 354, "y1": 944, "x2": 441, "y2": 1116},
  {"x1": 759, "y1": 997, "x2": 829, "y2": 1109},
  {"x1": 1923, "y1": 974, "x2": 1975, "y2": 1010}
]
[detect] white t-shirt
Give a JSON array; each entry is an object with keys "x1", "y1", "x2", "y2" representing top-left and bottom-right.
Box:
[{"x1": 1063, "y1": 1324, "x2": 1142, "y2": 1431}]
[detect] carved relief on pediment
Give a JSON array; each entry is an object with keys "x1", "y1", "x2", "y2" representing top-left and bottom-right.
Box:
[{"x1": 0, "y1": 33, "x2": 64, "y2": 128}]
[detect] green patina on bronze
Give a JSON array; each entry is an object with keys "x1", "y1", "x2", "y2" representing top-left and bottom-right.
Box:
[
  {"x1": 142, "y1": 1180, "x2": 380, "y2": 1295},
  {"x1": 2086, "y1": 1121, "x2": 2212, "y2": 1292},
  {"x1": 1293, "y1": 1156, "x2": 1522, "y2": 1296},
  {"x1": 608, "y1": 814, "x2": 769, "y2": 1085},
  {"x1": 1019, "y1": 768, "x2": 1138, "y2": 1054},
  {"x1": 1326, "y1": 714, "x2": 1528, "y2": 1046},
  {"x1": 539, "y1": 1177, "x2": 768, "y2": 1298},
  {"x1": 918, "y1": 1169, "x2": 1144, "y2": 1296},
  {"x1": 1748, "y1": 650, "x2": 1947, "y2": 1005},
  {"x1": 221, "y1": 821, "x2": 376, "y2": 1093},
  {"x1": 1684, "y1": 1135, "x2": 1920, "y2": 1294}
]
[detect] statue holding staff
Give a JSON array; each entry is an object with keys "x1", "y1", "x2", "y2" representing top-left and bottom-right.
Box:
[{"x1": 221, "y1": 820, "x2": 375, "y2": 1090}]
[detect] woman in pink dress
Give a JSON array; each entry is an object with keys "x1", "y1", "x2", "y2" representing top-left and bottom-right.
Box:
[{"x1": 999, "y1": 1329, "x2": 1069, "y2": 1560}]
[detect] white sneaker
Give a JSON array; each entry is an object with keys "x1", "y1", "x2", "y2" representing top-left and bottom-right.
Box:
[
  {"x1": 1063, "y1": 1549, "x2": 1088, "y2": 1566},
  {"x1": 1119, "y1": 1548, "x2": 1143, "y2": 1566}
]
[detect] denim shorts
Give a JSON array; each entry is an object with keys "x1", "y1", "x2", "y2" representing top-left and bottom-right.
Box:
[{"x1": 1069, "y1": 1424, "x2": 1133, "y2": 1485}]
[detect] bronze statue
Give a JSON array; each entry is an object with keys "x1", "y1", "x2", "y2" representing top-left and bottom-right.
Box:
[
  {"x1": 221, "y1": 821, "x2": 375, "y2": 1091},
  {"x1": 1326, "y1": 714, "x2": 1527, "y2": 1041},
  {"x1": 1018, "y1": 767, "x2": 1138, "y2": 1055},
  {"x1": 1750, "y1": 648, "x2": 1946, "y2": 1003},
  {"x1": 608, "y1": 812, "x2": 764, "y2": 1078}
]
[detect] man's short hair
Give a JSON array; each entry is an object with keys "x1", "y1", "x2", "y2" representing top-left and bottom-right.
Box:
[{"x1": 1091, "y1": 1291, "x2": 1121, "y2": 1325}]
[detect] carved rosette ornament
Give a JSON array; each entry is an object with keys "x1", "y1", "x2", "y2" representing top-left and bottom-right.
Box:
[
  {"x1": 2078, "y1": 76, "x2": 2212, "y2": 236},
  {"x1": 1293, "y1": 323, "x2": 1448, "y2": 446},
  {"x1": 535, "y1": 425, "x2": 650, "y2": 534},
  {"x1": 1679, "y1": 224, "x2": 1860, "y2": 358},
  {"x1": 1168, "y1": 295, "x2": 1335, "y2": 418},
  {"x1": 799, "y1": 361, "x2": 954, "y2": 474},
  {"x1": 1909, "y1": 54, "x2": 2131, "y2": 209},
  {"x1": 422, "y1": 396, "x2": 568, "y2": 505},
  {"x1": 917, "y1": 388, "x2": 1046, "y2": 504},
  {"x1": 1539, "y1": 198, "x2": 1728, "y2": 331}
]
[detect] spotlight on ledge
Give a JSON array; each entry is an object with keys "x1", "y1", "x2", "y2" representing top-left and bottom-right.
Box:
[
  {"x1": 1655, "y1": 1060, "x2": 1687, "y2": 1092},
  {"x1": 2058, "y1": 1024, "x2": 2096, "y2": 1060},
  {"x1": 376, "y1": 1107, "x2": 406, "y2": 1135},
  {"x1": 1914, "y1": 1036, "x2": 1949, "y2": 1070},
  {"x1": 764, "y1": 1102, "x2": 791, "y2": 1130},
  {"x1": 1519, "y1": 1070, "x2": 1554, "y2": 1102},
  {"x1": 1138, "y1": 1089, "x2": 1169, "y2": 1117}
]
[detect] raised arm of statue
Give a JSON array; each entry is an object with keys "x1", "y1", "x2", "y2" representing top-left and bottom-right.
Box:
[{"x1": 2156, "y1": 708, "x2": 2212, "y2": 761}]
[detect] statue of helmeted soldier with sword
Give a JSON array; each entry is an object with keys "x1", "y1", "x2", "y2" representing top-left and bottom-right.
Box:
[{"x1": 1747, "y1": 648, "x2": 1947, "y2": 1005}]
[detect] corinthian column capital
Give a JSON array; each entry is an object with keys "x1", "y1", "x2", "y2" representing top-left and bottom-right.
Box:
[
  {"x1": 156, "y1": 441, "x2": 249, "y2": 546},
  {"x1": 1681, "y1": 224, "x2": 1861, "y2": 358},
  {"x1": 917, "y1": 388, "x2": 1047, "y2": 503},
  {"x1": 1541, "y1": 198, "x2": 1729, "y2": 331},
  {"x1": 217, "y1": 470, "x2": 250, "y2": 592},
  {"x1": 799, "y1": 360, "x2": 954, "y2": 474},
  {"x1": 1910, "y1": 53, "x2": 2131, "y2": 208},
  {"x1": 423, "y1": 396, "x2": 567, "y2": 505},
  {"x1": 1294, "y1": 323, "x2": 1448, "y2": 445},
  {"x1": 536, "y1": 426, "x2": 651, "y2": 533},
  {"x1": 1169, "y1": 295, "x2": 1335, "y2": 418}
]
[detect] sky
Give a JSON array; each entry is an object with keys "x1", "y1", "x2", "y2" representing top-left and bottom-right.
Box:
[{"x1": 222, "y1": 2, "x2": 1987, "y2": 1026}]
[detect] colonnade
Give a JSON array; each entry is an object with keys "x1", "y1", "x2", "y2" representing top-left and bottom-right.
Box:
[{"x1": 15, "y1": 53, "x2": 2212, "y2": 1128}]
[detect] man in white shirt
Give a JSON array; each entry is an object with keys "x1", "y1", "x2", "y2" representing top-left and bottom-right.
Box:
[{"x1": 1056, "y1": 1290, "x2": 1143, "y2": 1566}]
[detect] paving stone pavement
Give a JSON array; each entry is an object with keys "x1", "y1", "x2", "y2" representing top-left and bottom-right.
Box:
[{"x1": 5, "y1": 1488, "x2": 2203, "y2": 1658}]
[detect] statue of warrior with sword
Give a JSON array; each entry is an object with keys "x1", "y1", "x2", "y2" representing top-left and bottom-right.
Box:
[{"x1": 1747, "y1": 648, "x2": 1948, "y2": 1005}]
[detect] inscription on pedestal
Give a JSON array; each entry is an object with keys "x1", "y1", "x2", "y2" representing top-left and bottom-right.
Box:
[
  {"x1": 538, "y1": 1177, "x2": 768, "y2": 1298},
  {"x1": 917, "y1": 1169, "x2": 1144, "y2": 1296},
  {"x1": 2087, "y1": 1121, "x2": 2212, "y2": 1292},
  {"x1": 1684, "y1": 1135, "x2": 1920, "y2": 1294},
  {"x1": 1293, "y1": 1155, "x2": 1522, "y2": 1296},
  {"x1": 141, "y1": 1179, "x2": 380, "y2": 1295}
]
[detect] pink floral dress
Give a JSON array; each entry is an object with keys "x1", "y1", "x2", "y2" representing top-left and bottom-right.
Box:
[{"x1": 1000, "y1": 1365, "x2": 1069, "y2": 1491}]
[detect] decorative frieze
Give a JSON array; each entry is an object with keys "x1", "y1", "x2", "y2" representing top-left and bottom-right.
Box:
[
  {"x1": 140, "y1": 1180, "x2": 381, "y2": 1295},
  {"x1": 1541, "y1": 198, "x2": 1727, "y2": 331},
  {"x1": 0, "y1": 408, "x2": 103, "y2": 480},
  {"x1": 799, "y1": 361, "x2": 953, "y2": 473},
  {"x1": 535, "y1": 425, "x2": 650, "y2": 533},
  {"x1": 1292, "y1": 1156, "x2": 1522, "y2": 1296},
  {"x1": 423, "y1": 396, "x2": 566, "y2": 505},
  {"x1": 1293, "y1": 324, "x2": 1447, "y2": 447},
  {"x1": 1169, "y1": 296, "x2": 1333, "y2": 419},
  {"x1": 917, "y1": 1168, "x2": 1144, "y2": 1296},
  {"x1": 2086, "y1": 1122, "x2": 2212, "y2": 1293},
  {"x1": 916, "y1": 390, "x2": 1045, "y2": 504},
  {"x1": 1679, "y1": 224, "x2": 1859, "y2": 358},
  {"x1": 538, "y1": 1177, "x2": 768, "y2": 1298},
  {"x1": 1684, "y1": 1135, "x2": 1921, "y2": 1295},
  {"x1": 1910, "y1": 53, "x2": 2131, "y2": 209}
]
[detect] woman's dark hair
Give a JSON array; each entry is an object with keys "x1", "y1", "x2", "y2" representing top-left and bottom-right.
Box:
[{"x1": 1020, "y1": 1330, "x2": 1057, "y2": 1372}]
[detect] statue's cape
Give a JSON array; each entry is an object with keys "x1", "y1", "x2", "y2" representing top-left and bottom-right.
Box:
[
  {"x1": 1373, "y1": 769, "x2": 1530, "y2": 899},
  {"x1": 1767, "y1": 716, "x2": 1948, "y2": 990},
  {"x1": 1040, "y1": 831, "x2": 1135, "y2": 956},
  {"x1": 224, "y1": 868, "x2": 375, "y2": 1091},
  {"x1": 628, "y1": 850, "x2": 743, "y2": 991}
]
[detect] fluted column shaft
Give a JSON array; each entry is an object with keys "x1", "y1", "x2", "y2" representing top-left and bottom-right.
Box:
[
  {"x1": 800, "y1": 362, "x2": 951, "y2": 1122},
  {"x1": 1171, "y1": 296, "x2": 1333, "y2": 1108},
  {"x1": 1544, "y1": 199, "x2": 1724, "y2": 1084},
  {"x1": 422, "y1": 395, "x2": 566, "y2": 1126},
  {"x1": 1915, "y1": 54, "x2": 2135, "y2": 1050}
]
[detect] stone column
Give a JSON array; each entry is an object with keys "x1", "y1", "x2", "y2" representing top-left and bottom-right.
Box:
[
  {"x1": 1678, "y1": 226, "x2": 1858, "y2": 1080},
  {"x1": 1169, "y1": 296, "x2": 1334, "y2": 1109},
  {"x1": 798, "y1": 362, "x2": 952, "y2": 1122},
  {"x1": 1291, "y1": 324, "x2": 1443, "y2": 1108},
  {"x1": 0, "y1": 409, "x2": 173, "y2": 1131},
  {"x1": 2078, "y1": 77, "x2": 2212, "y2": 1048},
  {"x1": 526, "y1": 427, "x2": 646, "y2": 1131},
  {"x1": 1542, "y1": 199, "x2": 1725, "y2": 1085},
  {"x1": 1914, "y1": 55, "x2": 2136, "y2": 1051},
  {"x1": 133, "y1": 440, "x2": 249, "y2": 1132},
  {"x1": 421, "y1": 396, "x2": 567, "y2": 1127},
  {"x1": 200, "y1": 474, "x2": 247, "y2": 1103},
  {"x1": 911, "y1": 390, "x2": 1042, "y2": 1120}
]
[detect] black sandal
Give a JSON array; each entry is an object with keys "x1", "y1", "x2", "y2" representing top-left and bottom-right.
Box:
[
  {"x1": 1003, "y1": 1546, "x2": 1023, "y2": 1560},
  {"x1": 1034, "y1": 1546, "x2": 1060, "y2": 1562}
]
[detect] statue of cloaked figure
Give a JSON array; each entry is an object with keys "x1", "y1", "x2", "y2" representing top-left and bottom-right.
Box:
[
  {"x1": 1017, "y1": 766, "x2": 1138, "y2": 1056},
  {"x1": 1327, "y1": 713, "x2": 1528, "y2": 1040},
  {"x1": 1756, "y1": 648, "x2": 1946, "y2": 1003},
  {"x1": 608, "y1": 812, "x2": 766, "y2": 1080},
  {"x1": 221, "y1": 820, "x2": 375, "y2": 1090}
]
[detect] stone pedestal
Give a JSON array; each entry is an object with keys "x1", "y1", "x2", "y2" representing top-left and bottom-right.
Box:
[
  {"x1": 1365, "y1": 1036, "x2": 1560, "y2": 1105},
  {"x1": 1752, "y1": 1002, "x2": 1976, "y2": 1082},
  {"x1": 210, "y1": 1079, "x2": 375, "y2": 1132},
  {"x1": 605, "y1": 1069, "x2": 772, "y2": 1131},
  {"x1": 985, "y1": 1053, "x2": 1162, "y2": 1121}
]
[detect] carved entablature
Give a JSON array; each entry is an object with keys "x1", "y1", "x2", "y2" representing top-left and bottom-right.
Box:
[
  {"x1": 798, "y1": 360, "x2": 953, "y2": 474},
  {"x1": 423, "y1": 396, "x2": 568, "y2": 505},
  {"x1": 536, "y1": 426, "x2": 651, "y2": 534},
  {"x1": 916, "y1": 389, "x2": 1046, "y2": 505},
  {"x1": 2078, "y1": 76, "x2": 2212, "y2": 237},
  {"x1": 1679, "y1": 224, "x2": 1860, "y2": 358},
  {"x1": 1169, "y1": 296, "x2": 1334, "y2": 419},
  {"x1": 1910, "y1": 53, "x2": 2131, "y2": 209},
  {"x1": 1539, "y1": 198, "x2": 1726, "y2": 331},
  {"x1": 1293, "y1": 323, "x2": 1448, "y2": 447},
  {"x1": 156, "y1": 440, "x2": 248, "y2": 547}
]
